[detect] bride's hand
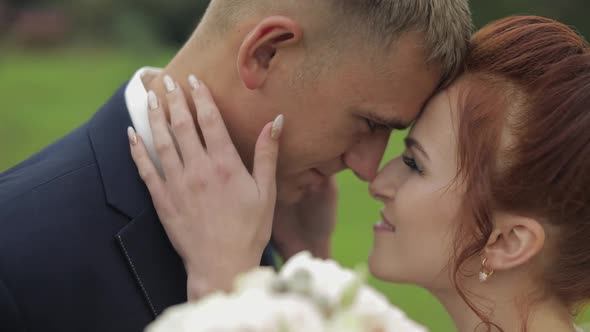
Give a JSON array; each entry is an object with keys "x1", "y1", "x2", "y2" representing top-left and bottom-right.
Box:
[{"x1": 128, "y1": 75, "x2": 284, "y2": 299}]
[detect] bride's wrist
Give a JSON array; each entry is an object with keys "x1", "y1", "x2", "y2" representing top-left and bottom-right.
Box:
[
  {"x1": 184, "y1": 257, "x2": 260, "y2": 301},
  {"x1": 186, "y1": 276, "x2": 213, "y2": 301},
  {"x1": 184, "y1": 262, "x2": 228, "y2": 301},
  {"x1": 186, "y1": 270, "x2": 232, "y2": 301}
]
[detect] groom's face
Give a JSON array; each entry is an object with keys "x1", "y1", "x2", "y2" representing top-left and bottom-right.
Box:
[
  {"x1": 228, "y1": 33, "x2": 441, "y2": 203},
  {"x1": 272, "y1": 34, "x2": 441, "y2": 203}
]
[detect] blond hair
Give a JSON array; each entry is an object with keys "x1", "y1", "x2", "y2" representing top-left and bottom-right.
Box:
[
  {"x1": 326, "y1": 0, "x2": 472, "y2": 86},
  {"x1": 203, "y1": 0, "x2": 472, "y2": 86}
]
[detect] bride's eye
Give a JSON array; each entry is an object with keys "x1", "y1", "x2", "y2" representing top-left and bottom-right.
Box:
[{"x1": 402, "y1": 155, "x2": 423, "y2": 174}]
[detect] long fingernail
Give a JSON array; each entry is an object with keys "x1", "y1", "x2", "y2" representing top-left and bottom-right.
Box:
[
  {"x1": 271, "y1": 114, "x2": 284, "y2": 140},
  {"x1": 127, "y1": 126, "x2": 138, "y2": 146},
  {"x1": 164, "y1": 75, "x2": 176, "y2": 92},
  {"x1": 148, "y1": 91, "x2": 159, "y2": 111},
  {"x1": 188, "y1": 75, "x2": 200, "y2": 90}
]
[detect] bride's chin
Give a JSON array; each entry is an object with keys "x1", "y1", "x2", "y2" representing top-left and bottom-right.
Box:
[
  {"x1": 368, "y1": 250, "x2": 394, "y2": 282},
  {"x1": 368, "y1": 250, "x2": 411, "y2": 284}
]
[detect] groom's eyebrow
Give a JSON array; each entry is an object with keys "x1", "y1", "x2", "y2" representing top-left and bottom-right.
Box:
[{"x1": 363, "y1": 110, "x2": 409, "y2": 130}]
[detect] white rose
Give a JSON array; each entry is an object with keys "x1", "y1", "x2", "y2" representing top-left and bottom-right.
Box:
[
  {"x1": 281, "y1": 252, "x2": 427, "y2": 332},
  {"x1": 145, "y1": 293, "x2": 230, "y2": 332},
  {"x1": 148, "y1": 252, "x2": 427, "y2": 332},
  {"x1": 328, "y1": 308, "x2": 428, "y2": 332},
  {"x1": 350, "y1": 287, "x2": 404, "y2": 319},
  {"x1": 234, "y1": 267, "x2": 276, "y2": 292},
  {"x1": 280, "y1": 252, "x2": 358, "y2": 305},
  {"x1": 281, "y1": 253, "x2": 395, "y2": 311},
  {"x1": 145, "y1": 288, "x2": 326, "y2": 332},
  {"x1": 325, "y1": 312, "x2": 364, "y2": 332}
]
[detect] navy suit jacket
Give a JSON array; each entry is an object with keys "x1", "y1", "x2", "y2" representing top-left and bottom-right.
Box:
[{"x1": 0, "y1": 83, "x2": 275, "y2": 332}]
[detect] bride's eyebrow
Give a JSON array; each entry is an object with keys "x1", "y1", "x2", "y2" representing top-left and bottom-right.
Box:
[{"x1": 404, "y1": 137, "x2": 430, "y2": 161}]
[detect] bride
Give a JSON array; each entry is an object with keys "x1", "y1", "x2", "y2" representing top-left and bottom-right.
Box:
[{"x1": 128, "y1": 16, "x2": 590, "y2": 332}]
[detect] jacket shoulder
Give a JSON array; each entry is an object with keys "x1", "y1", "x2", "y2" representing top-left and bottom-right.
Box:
[{"x1": 0, "y1": 125, "x2": 97, "y2": 205}]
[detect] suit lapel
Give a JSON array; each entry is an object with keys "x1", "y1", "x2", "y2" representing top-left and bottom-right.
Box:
[
  {"x1": 116, "y1": 208, "x2": 187, "y2": 317},
  {"x1": 88, "y1": 83, "x2": 187, "y2": 318}
]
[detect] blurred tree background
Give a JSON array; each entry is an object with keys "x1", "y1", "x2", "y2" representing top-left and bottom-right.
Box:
[
  {"x1": 1, "y1": 1, "x2": 590, "y2": 331},
  {"x1": 0, "y1": 0, "x2": 588, "y2": 48}
]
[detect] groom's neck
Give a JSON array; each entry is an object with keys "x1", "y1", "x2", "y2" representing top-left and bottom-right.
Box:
[
  {"x1": 144, "y1": 30, "x2": 266, "y2": 173},
  {"x1": 145, "y1": 37, "x2": 235, "y2": 134}
]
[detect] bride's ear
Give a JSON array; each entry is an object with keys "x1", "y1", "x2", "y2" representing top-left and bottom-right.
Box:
[{"x1": 483, "y1": 213, "x2": 545, "y2": 272}]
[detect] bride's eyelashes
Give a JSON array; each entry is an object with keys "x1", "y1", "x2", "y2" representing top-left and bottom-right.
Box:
[{"x1": 402, "y1": 155, "x2": 424, "y2": 175}]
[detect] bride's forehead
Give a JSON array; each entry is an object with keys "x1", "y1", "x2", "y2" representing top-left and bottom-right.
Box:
[
  {"x1": 409, "y1": 91, "x2": 457, "y2": 150},
  {"x1": 418, "y1": 88, "x2": 459, "y2": 126},
  {"x1": 421, "y1": 75, "x2": 495, "y2": 124}
]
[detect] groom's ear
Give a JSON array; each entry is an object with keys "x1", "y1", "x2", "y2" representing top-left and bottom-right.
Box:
[
  {"x1": 237, "y1": 16, "x2": 303, "y2": 90},
  {"x1": 483, "y1": 213, "x2": 546, "y2": 272}
]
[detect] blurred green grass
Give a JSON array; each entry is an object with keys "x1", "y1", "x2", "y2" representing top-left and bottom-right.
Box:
[{"x1": 1, "y1": 50, "x2": 588, "y2": 331}]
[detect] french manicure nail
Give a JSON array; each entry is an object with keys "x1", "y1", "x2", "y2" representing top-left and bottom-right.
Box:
[
  {"x1": 188, "y1": 75, "x2": 200, "y2": 90},
  {"x1": 148, "y1": 91, "x2": 159, "y2": 110},
  {"x1": 271, "y1": 114, "x2": 284, "y2": 140},
  {"x1": 127, "y1": 127, "x2": 138, "y2": 146},
  {"x1": 164, "y1": 75, "x2": 176, "y2": 92}
]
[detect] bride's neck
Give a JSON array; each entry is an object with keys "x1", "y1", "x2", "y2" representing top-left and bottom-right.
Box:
[{"x1": 431, "y1": 286, "x2": 574, "y2": 332}]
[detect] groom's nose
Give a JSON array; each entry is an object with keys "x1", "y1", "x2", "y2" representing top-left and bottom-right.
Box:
[{"x1": 342, "y1": 131, "x2": 390, "y2": 182}]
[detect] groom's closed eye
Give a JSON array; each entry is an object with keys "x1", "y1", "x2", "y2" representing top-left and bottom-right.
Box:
[
  {"x1": 361, "y1": 110, "x2": 409, "y2": 133},
  {"x1": 365, "y1": 119, "x2": 382, "y2": 133}
]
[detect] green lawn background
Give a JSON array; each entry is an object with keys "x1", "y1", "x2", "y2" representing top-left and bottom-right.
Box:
[{"x1": 1, "y1": 50, "x2": 588, "y2": 331}]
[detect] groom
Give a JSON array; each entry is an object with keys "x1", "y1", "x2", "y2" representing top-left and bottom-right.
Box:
[{"x1": 0, "y1": 1, "x2": 471, "y2": 331}]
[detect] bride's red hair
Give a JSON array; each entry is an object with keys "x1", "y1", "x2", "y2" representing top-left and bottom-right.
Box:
[{"x1": 451, "y1": 16, "x2": 590, "y2": 331}]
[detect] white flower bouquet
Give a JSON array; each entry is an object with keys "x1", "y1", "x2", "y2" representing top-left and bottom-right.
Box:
[{"x1": 146, "y1": 252, "x2": 427, "y2": 332}]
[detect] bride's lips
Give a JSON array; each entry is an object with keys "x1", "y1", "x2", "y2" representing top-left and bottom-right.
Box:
[{"x1": 374, "y1": 211, "x2": 396, "y2": 233}]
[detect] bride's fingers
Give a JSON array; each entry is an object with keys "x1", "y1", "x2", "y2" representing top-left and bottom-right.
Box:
[
  {"x1": 189, "y1": 77, "x2": 241, "y2": 163},
  {"x1": 163, "y1": 75, "x2": 205, "y2": 166},
  {"x1": 253, "y1": 115, "x2": 283, "y2": 200},
  {"x1": 147, "y1": 90, "x2": 183, "y2": 180},
  {"x1": 128, "y1": 127, "x2": 174, "y2": 219}
]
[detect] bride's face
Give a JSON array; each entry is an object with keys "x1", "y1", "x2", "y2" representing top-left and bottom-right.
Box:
[{"x1": 368, "y1": 84, "x2": 467, "y2": 289}]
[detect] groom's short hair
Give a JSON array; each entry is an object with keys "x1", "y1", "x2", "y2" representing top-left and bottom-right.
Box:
[
  {"x1": 204, "y1": 0, "x2": 472, "y2": 86},
  {"x1": 328, "y1": 0, "x2": 472, "y2": 86}
]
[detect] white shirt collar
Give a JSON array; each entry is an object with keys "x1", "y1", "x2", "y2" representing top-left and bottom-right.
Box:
[{"x1": 125, "y1": 67, "x2": 164, "y2": 174}]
